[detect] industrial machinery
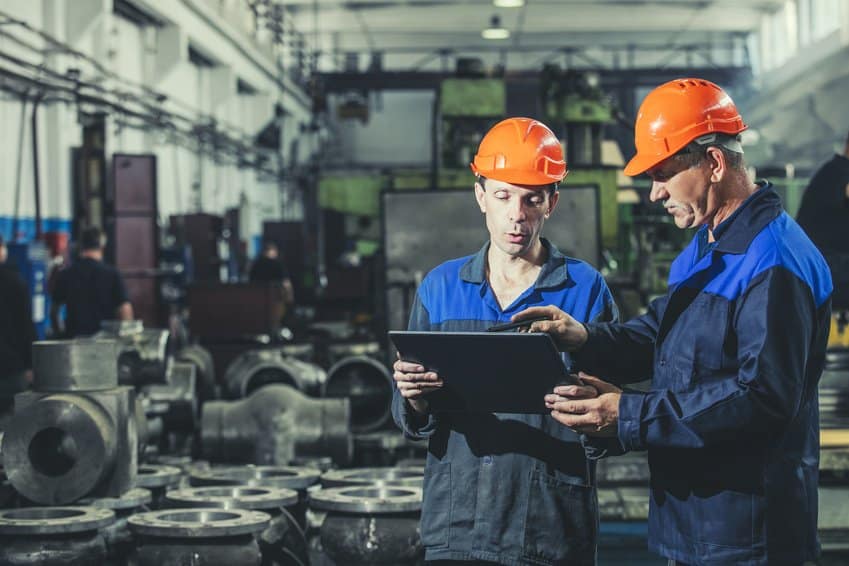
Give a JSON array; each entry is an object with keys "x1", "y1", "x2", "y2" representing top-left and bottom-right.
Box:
[{"x1": 6, "y1": 240, "x2": 49, "y2": 339}]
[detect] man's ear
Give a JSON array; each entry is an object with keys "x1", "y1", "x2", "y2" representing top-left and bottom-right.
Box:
[
  {"x1": 474, "y1": 181, "x2": 486, "y2": 214},
  {"x1": 546, "y1": 190, "x2": 560, "y2": 218},
  {"x1": 706, "y1": 146, "x2": 726, "y2": 183}
]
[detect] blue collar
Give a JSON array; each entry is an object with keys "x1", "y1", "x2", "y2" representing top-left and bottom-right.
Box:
[
  {"x1": 699, "y1": 181, "x2": 781, "y2": 255},
  {"x1": 459, "y1": 238, "x2": 570, "y2": 289}
]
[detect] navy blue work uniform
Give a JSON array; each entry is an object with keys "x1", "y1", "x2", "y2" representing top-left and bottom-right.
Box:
[
  {"x1": 0, "y1": 263, "x2": 36, "y2": 403},
  {"x1": 796, "y1": 153, "x2": 849, "y2": 308},
  {"x1": 392, "y1": 239, "x2": 617, "y2": 566},
  {"x1": 52, "y1": 257, "x2": 129, "y2": 338},
  {"x1": 576, "y1": 184, "x2": 832, "y2": 565}
]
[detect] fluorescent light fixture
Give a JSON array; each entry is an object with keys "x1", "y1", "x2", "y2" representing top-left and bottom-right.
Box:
[
  {"x1": 494, "y1": 0, "x2": 525, "y2": 7},
  {"x1": 482, "y1": 15, "x2": 510, "y2": 40}
]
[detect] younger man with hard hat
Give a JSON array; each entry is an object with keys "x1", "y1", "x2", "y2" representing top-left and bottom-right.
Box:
[
  {"x1": 391, "y1": 117, "x2": 617, "y2": 565},
  {"x1": 516, "y1": 78, "x2": 832, "y2": 565}
]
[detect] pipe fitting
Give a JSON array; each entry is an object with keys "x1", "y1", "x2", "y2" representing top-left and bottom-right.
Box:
[{"x1": 201, "y1": 384, "x2": 353, "y2": 466}]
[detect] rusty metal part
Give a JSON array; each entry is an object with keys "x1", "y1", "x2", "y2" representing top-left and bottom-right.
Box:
[
  {"x1": 77, "y1": 488, "x2": 152, "y2": 565},
  {"x1": 137, "y1": 465, "x2": 183, "y2": 509},
  {"x1": 166, "y1": 485, "x2": 299, "y2": 509},
  {"x1": 321, "y1": 467, "x2": 424, "y2": 489},
  {"x1": 175, "y1": 344, "x2": 217, "y2": 402},
  {"x1": 129, "y1": 509, "x2": 269, "y2": 566},
  {"x1": 189, "y1": 465, "x2": 320, "y2": 534},
  {"x1": 201, "y1": 384, "x2": 353, "y2": 466},
  {"x1": 323, "y1": 355, "x2": 393, "y2": 433},
  {"x1": 0, "y1": 507, "x2": 115, "y2": 566},
  {"x1": 166, "y1": 486, "x2": 307, "y2": 566},
  {"x1": 189, "y1": 466, "x2": 320, "y2": 492},
  {"x1": 129, "y1": 508, "x2": 270, "y2": 538},
  {"x1": 310, "y1": 486, "x2": 423, "y2": 565},
  {"x1": 222, "y1": 349, "x2": 326, "y2": 399},
  {"x1": 0, "y1": 506, "x2": 115, "y2": 534},
  {"x1": 141, "y1": 362, "x2": 198, "y2": 434},
  {"x1": 353, "y1": 430, "x2": 426, "y2": 467},
  {"x1": 310, "y1": 486, "x2": 422, "y2": 514},
  {"x1": 96, "y1": 321, "x2": 169, "y2": 386},
  {"x1": 3, "y1": 388, "x2": 138, "y2": 504},
  {"x1": 326, "y1": 341, "x2": 381, "y2": 366},
  {"x1": 32, "y1": 339, "x2": 120, "y2": 391}
]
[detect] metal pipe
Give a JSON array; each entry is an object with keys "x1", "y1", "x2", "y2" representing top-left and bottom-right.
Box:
[
  {"x1": 31, "y1": 92, "x2": 42, "y2": 239},
  {"x1": 201, "y1": 384, "x2": 353, "y2": 466},
  {"x1": 11, "y1": 95, "x2": 27, "y2": 240}
]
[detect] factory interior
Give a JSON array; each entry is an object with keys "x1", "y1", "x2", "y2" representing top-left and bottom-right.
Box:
[{"x1": 0, "y1": 0, "x2": 848, "y2": 564}]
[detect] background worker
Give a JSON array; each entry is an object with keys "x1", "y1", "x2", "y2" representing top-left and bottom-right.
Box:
[
  {"x1": 796, "y1": 129, "x2": 849, "y2": 311},
  {"x1": 51, "y1": 226, "x2": 133, "y2": 338},
  {"x1": 249, "y1": 240, "x2": 295, "y2": 307},
  {"x1": 392, "y1": 117, "x2": 617, "y2": 565},
  {"x1": 0, "y1": 235, "x2": 37, "y2": 413},
  {"x1": 516, "y1": 78, "x2": 832, "y2": 566}
]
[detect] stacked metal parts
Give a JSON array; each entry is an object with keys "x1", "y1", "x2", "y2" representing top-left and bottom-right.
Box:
[{"x1": 0, "y1": 323, "x2": 430, "y2": 564}]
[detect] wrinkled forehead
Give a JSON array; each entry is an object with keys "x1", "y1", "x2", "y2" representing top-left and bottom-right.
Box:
[{"x1": 480, "y1": 177, "x2": 551, "y2": 195}]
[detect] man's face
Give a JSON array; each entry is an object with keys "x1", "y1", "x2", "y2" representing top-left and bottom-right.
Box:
[
  {"x1": 475, "y1": 178, "x2": 559, "y2": 257},
  {"x1": 646, "y1": 155, "x2": 712, "y2": 229},
  {"x1": 0, "y1": 244, "x2": 6, "y2": 264}
]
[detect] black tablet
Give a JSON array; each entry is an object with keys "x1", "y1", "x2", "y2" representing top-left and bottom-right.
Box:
[{"x1": 388, "y1": 331, "x2": 579, "y2": 414}]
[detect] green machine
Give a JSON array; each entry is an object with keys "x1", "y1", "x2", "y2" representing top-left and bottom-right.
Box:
[{"x1": 542, "y1": 68, "x2": 620, "y2": 251}]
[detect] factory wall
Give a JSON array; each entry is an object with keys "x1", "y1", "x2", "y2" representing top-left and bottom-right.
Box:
[
  {"x1": 0, "y1": 0, "x2": 311, "y2": 249},
  {"x1": 743, "y1": 0, "x2": 849, "y2": 172}
]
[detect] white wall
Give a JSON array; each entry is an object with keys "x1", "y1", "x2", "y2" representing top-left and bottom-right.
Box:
[
  {"x1": 744, "y1": 0, "x2": 849, "y2": 171},
  {"x1": 0, "y1": 0, "x2": 311, "y2": 245}
]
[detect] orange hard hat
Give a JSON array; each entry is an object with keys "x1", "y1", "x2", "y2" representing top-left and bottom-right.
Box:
[
  {"x1": 470, "y1": 117, "x2": 567, "y2": 185},
  {"x1": 623, "y1": 78, "x2": 747, "y2": 177}
]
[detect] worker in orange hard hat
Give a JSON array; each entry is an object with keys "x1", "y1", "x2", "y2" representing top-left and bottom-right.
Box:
[
  {"x1": 514, "y1": 79, "x2": 832, "y2": 565},
  {"x1": 391, "y1": 116, "x2": 618, "y2": 565}
]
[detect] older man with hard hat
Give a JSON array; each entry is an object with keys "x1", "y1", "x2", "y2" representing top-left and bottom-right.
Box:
[
  {"x1": 391, "y1": 117, "x2": 618, "y2": 565},
  {"x1": 514, "y1": 79, "x2": 832, "y2": 565}
]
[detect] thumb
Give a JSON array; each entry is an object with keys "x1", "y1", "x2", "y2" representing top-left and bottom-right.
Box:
[{"x1": 578, "y1": 372, "x2": 620, "y2": 394}]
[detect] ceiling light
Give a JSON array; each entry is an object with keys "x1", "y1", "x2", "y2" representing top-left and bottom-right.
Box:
[
  {"x1": 494, "y1": 0, "x2": 525, "y2": 7},
  {"x1": 482, "y1": 15, "x2": 510, "y2": 40}
]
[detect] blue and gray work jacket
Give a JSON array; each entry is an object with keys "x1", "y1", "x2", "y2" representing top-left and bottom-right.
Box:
[
  {"x1": 576, "y1": 184, "x2": 832, "y2": 565},
  {"x1": 393, "y1": 239, "x2": 617, "y2": 566}
]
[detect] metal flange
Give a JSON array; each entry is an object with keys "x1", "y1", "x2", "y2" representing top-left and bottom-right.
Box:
[
  {"x1": 190, "y1": 466, "x2": 320, "y2": 491},
  {"x1": 0, "y1": 506, "x2": 115, "y2": 534},
  {"x1": 32, "y1": 339, "x2": 120, "y2": 391},
  {"x1": 78, "y1": 487, "x2": 152, "y2": 510},
  {"x1": 128, "y1": 508, "x2": 270, "y2": 538},
  {"x1": 309, "y1": 486, "x2": 422, "y2": 514},
  {"x1": 136, "y1": 465, "x2": 182, "y2": 489},
  {"x1": 321, "y1": 467, "x2": 424, "y2": 489},
  {"x1": 166, "y1": 486, "x2": 298, "y2": 511}
]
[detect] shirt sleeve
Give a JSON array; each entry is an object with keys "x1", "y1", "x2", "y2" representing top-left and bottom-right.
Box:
[
  {"x1": 617, "y1": 267, "x2": 827, "y2": 452},
  {"x1": 391, "y1": 288, "x2": 441, "y2": 440},
  {"x1": 579, "y1": 273, "x2": 624, "y2": 459},
  {"x1": 573, "y1": 294, "x2": 665, "y2": 385},
  {"x1": 113, "y1": 270, "x2": 129, "y2": 307}
]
